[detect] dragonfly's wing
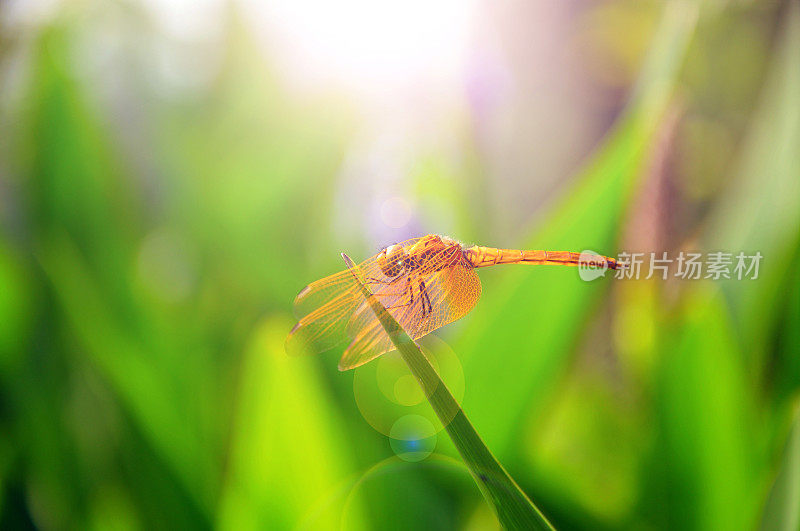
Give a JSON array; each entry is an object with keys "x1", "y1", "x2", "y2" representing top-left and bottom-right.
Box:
[
  {"x1": 285, "y1": 269, "x2": 361, "y2": 356},
  {"x1": 338, "y1": 320, "x2": 391, "y2": 370},
  {"x1": 286, "y1": 238, "x2": 422, "y2": 357},
  {"x1": 408, "y1": 259, "x2": 482, "y2": 338},
  {"x1": 291, "y1": 268, "x2": 359, "y2": 321},
  {"x1": 338, "y1": 256, "x2": 482, "y2": 370},
  {"x1": 337, "y1": 276, "x2": 415, "y2": 370}
]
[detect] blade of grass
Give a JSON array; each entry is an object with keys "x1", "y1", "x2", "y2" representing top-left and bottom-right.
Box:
[
  {"x1": 341, "y1": 253, "x2": 554, "y2": 530},
  {"x1": 218, "y1": 316, "x2": 367, "y2": 530},
  {"x1": 704, "y1": 0, "x2": 800, "y2": 367},
  {"x1": 760, "y1": 403, "x2": 800, "y2": 531},
  {"x1": 653, "y1": 285, "x2": 759, "y2": 529},
  {"x1": 456, "y1": 0, "x2": 699, "y2": 455}
]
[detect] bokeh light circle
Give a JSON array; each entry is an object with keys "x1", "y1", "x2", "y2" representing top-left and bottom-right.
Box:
[
  {"x1": 380, "y1": 196, "x2": 412, "y2": 228},
  {"x1": 339, "y1": 455, "x2": 477, "y2": 530},
  {"x1": 393, "y1": 374, "x2": 422, "y2": 406},
  {"x1": 353, "y1": 334, "x2": 464, "y2": 438},
  {"x1": 389, "y1": 415, "x2": 436, "y2": 462}
]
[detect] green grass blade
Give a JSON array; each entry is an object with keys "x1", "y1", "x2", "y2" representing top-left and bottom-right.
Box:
[
  {"x1": 455, "y1": 1, "x2": 699, "y2": 454},
  {"x1": 760, "y1": 405, "x2": 800, "y2": 531},
  {"x1": 704, "y1": 0, "x2": 800, "y2": 362},
  {"x1": 654, "y1": 285, "x2": 759, "y2": 529},
  {"x1": 341, "y1": 253, "x2": 554, "y2": 530},
  {"x1": 218, "y1": 316, "x2": 367, "y2": 530}
]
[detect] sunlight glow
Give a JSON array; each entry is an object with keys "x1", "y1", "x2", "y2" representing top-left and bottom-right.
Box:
[{"x1": 248, "y1": 0, "x2": 477, "y2": 95}]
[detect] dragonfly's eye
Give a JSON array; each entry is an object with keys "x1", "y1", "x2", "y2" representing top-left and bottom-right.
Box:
[{"x1": 378, "y1": 244, "x2": 406, "y2": 277}]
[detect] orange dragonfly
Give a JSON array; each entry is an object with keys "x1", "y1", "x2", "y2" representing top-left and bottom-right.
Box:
[{"x1": 286, "y1": 234, "x2": 619, "y2": 370}]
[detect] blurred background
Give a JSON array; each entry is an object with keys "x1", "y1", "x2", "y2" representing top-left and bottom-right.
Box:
[{"x1": 1, "y1": 0, "x2": 799, "y2": 528}]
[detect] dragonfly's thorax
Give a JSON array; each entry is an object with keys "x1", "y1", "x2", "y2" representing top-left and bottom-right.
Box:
[{"x1": 377, "y1": 234, "x2": 465, "y2": 277}]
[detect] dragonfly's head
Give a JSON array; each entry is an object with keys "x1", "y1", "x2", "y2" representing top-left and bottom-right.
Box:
[{"x1": 378, "y1": 244, "x2": 407, "y2": 277}]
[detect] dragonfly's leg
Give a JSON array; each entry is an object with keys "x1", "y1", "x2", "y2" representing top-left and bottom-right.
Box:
[
  {"x1": 385, "y1": 299, "x2": 413, "y2": 311},
  {"x1": 385, "y1": 277, "x2": 414, "y2": 314},
  {"x1": 417, "y1": 279, "x2": 428, "y2": 317},
  {"x1": 382, "y1": 276, "x2": 413, "y2": 308},
  {"x1": 418, "y1": 279, "x2": 432, "y2": 316},
  {"x1": 365, "y1": 275, "x2": 402, "y2": 286},
  {"x1": 417, "y1": 278, "x2": 425, "y2": 316}
]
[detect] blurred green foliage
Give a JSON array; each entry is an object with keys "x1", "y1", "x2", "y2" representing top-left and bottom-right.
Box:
[{"x1": 1, "y1": 0, "x2": 799, "y2": 530}]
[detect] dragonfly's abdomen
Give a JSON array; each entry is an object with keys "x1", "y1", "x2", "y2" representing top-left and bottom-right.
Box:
[{"x1": 464, "y1": 246, "x2": 619, "y2": 270}]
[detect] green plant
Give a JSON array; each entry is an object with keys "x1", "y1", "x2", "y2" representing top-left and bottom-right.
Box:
[{"x1": 342, "y1": 253, "x2": 554, "y2": 530}]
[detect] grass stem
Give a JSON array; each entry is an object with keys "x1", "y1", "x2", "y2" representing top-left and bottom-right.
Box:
[{"x1": 342, "y1": 253, "x2": 554, "y2": 530}]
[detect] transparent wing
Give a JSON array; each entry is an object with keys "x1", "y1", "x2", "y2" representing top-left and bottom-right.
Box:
[
  {"x1": 338, "y1": 252, "x2": 482, "y2": 370},
  {"x1": 285, "y1": 238, "x2": 421, "y2": 357},
  {"x1": 285, "y1": 271, "x2": 360, "y2": 357}
]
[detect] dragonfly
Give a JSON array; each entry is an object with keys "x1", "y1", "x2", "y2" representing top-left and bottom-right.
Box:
[{"x1": 286, "y1": 234, "x2": 620, "y2": 370}]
